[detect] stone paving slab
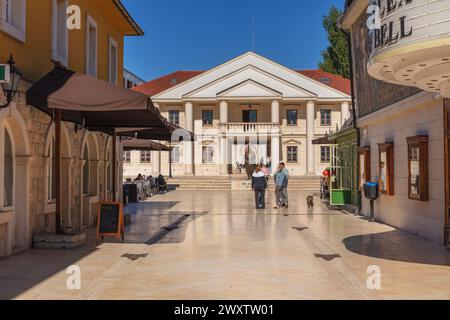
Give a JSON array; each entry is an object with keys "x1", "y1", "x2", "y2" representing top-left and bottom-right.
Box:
[{"x1": 1, "y1": 190, "x2": 450, "y2": 300}]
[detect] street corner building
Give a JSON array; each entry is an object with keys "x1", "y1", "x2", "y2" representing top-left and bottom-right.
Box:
[
  {"x1": 126, "y1": 52, "x2": 352, "y2": 180},
  {"x1": 0, "y1": 0, "x2": 143, "y2": 257},
  {"x1": 342, "y1": 0, "x2": 450, "y2": 245}
]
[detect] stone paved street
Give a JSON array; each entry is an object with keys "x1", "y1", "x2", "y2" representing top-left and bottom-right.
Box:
[{"x1": 1, "y1": 190, "x2": 450, "y2": 300}]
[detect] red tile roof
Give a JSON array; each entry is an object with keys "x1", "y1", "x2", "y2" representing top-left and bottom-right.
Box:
[
  {"x1": 296, "y1": 70, "x2": 351, "y2": 96},
  {"x1": 133, "y1": 71, "x2": 205, "y2": 96},
  {"x1": 133, "y1": 69, "x2": 351, "y2": 97}
]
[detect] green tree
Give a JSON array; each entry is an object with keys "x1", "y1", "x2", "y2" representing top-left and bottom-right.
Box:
[{"x1": 319, "y1": 6, "x2": 350, "y2": 79}]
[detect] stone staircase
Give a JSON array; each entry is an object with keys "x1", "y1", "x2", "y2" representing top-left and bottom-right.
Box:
[
  {"x1": 168, "y1": 175, "x2": 321, "y2": 191},
  {"x1": 168, "y1": 176, "x2": 232, "y2": 191}
]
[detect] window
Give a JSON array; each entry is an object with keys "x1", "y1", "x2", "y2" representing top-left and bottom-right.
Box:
[
  {"x1": 86, "y1": 15, "x2": 98, "y2": 77},
  {"x1": 243, "y1": 110, "x2": 257, "y2": 123},
  {"x1": 407, "y1": 136, "x2": 429, "y2": 201},
  {"x1": 51, "y1": 0, "x2": 68, "y2": 66},
  {"x1": 202, "y1": 146, "x2": 214, "y2": 163},
  {"x1": 202, "y1": 110, "x2": 213, "y2": 126},
  {"x1": 140, "y1": 151, "x2": 151, "y2": 163},
  {"x1": 171, "y1": 146, "x2": 180, "y2": 163},
  {"x1": 0, "y1": 0, "x2": 26, "y2": 42},
  {"x1": 108, "y1": 37, "x2": 118, "y2": 84},
  {"x1": 169, "y1": 110, "x2": 180, "y2": 126},
  {"x1": 358, "y1": 146, "x2": 371, "y2": 190},
  {"x1": 320, "y1": 146, "x2": 330, "y2": 163},
  {"x1": 378, "y1": 142, "x2": 394, "y2": 196},
  {"x1": 47, "y1": 136, "x2": 56, "y2": 201},
  {"x1": 287, "y1": 146, "x2": 298, "y2": 163},
  {"x1": 123, "y1": 151, "x2": 131, "y2": 163},
  {"x1": 320, "y1": 109, "x2": 332, "y2": 126},
  {"x1": 286, "y1": 109, "x2": 298, "y2": 125},
  {"x1": 82, "y1": 146, "x2": 90, "y2": 195},
  {"x1": 2, "y1": 127, "x2": 13, "y2": 208}
]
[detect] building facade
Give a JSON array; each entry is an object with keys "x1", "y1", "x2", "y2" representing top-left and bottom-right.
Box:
[
  {"x1": 342, "y1": 0, "x2": 450, "y2": 245},
  {"x1": 125, "y1": 52, "x2": 352, "y2": 179},
  {"x1": 0, "y1": 0, "x2": 142, "y2": 257}
]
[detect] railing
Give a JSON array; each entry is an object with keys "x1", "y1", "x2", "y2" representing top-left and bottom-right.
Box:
[{"x1": 220, "y1": 122, "x2": 279, "y2": 134}]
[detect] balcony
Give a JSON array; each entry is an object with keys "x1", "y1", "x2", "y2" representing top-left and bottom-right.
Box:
[{"x1": 220, "y1": 122, "x2": 280, "y2": 135}]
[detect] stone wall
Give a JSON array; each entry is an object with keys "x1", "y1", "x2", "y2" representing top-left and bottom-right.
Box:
[{"x1": 0, "y1": 84, "x2": 121, "y2": 258}]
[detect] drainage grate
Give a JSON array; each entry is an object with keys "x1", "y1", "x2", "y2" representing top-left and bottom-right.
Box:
[
  {"x1": 145, "y1": 215, "x2": 190, "y2": 245},
  {"x1": 292, "y1": 227, "x2": 309, "y2": 232},
  {"x1": 314, "y1": 253, "x2": 341, "y2": 261}
]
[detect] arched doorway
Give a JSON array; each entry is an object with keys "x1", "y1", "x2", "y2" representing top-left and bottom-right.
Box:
[
  {"x1": 80, "y1": 132, "x2": 100, "y2": 229},
  {"x1": 104, "y1": 137, "x2": 114, "y2": 201},
  {"x1": 44, "y1": 123, "x2": 72, "y2": 231},
  {"x1": 0, "y1": 104, "x2": 31, "y2": 257}
]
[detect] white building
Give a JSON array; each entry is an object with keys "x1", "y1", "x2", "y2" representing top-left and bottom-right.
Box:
[
  {"x1": 123, "y1": 69, "x2": 145, "y2": 88},
  {"x1": 342, "y1": 0, "x2": 450, "y2": 245},
  {"x1": 125, "y1": 52, "x2": 351, "y2": 179}
]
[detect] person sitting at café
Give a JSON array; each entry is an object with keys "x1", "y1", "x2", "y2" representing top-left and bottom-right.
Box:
[{"x1": 158, "y1": 174, "x2": 168, "y2": 193}]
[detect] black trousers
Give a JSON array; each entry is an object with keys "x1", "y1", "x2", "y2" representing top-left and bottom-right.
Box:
[{"x1": 254, "y1": 189, "x2": 266, "y2": 209}]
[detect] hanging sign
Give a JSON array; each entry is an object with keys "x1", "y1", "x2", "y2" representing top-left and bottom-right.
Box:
[{"x1": 97, "y1": 202, "x2": 124, "y2": 241}]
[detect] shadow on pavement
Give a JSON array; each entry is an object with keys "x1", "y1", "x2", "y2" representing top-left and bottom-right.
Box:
[
  {"x1": 0, "y1": 245, "x2": 98, "y2": 300},
  {"x1": 343, "y1": 230, "x2": 450, "y2": 266}
]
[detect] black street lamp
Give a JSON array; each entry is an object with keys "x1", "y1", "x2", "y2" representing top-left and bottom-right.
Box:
[{"x1": 1, "y1": 54, "x2": 22, "y2": 108}]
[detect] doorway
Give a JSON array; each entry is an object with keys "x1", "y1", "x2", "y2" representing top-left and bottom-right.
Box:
[{"x1": 243, "y1": 110, "x2": 257, "y2": 123}]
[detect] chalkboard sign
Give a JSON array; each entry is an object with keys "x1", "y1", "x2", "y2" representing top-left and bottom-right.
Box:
[{"x1": 97, "y1": 202, "x2": 124, "y2": 241}]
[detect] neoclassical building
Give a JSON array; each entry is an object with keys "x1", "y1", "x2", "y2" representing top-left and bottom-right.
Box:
[{"x1": 126, "y1": 52, "x2": 351, "y2": 178}]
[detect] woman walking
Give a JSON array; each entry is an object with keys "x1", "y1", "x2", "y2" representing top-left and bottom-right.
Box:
[{"x1": 252, "y1": 165, "x2": 267, "y2": 210}]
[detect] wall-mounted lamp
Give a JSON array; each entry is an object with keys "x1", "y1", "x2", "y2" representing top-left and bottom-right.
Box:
[{"x1": 1, "y1": 55, "x2": 22, "y2": 108}]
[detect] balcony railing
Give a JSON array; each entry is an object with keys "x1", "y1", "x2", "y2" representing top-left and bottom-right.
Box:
[{"x1": 220, "y1": 122, "x2": 279, "y2": 134}]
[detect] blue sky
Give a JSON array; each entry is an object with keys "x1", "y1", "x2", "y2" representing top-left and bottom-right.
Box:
[{"x1": 122, "y1": 0, "x2": 344, "y2": 81}]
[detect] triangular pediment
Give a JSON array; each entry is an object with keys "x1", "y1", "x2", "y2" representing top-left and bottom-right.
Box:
[
  {"x1": 184, "y1": 65, "x2": 315, "y2": 99},
  {"x1": 218, "y1": 80, "x2": 281, "y2": 98},
  {"x1": 152, "y1": 52, "x2": 350, "y2": 101}
]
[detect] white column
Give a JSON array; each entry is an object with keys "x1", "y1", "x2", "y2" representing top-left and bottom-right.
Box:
[
  {"x1": 271, "y1": 100, "x2": 280, "y2": 124},
  {"x1": 271, "y1": 133, "x2": 280, "y2": 170},
  {"x1": 184, "y1": 101, "x2": 194, "y2": 175},
  {"x1": 341, "y1": 101, "x2": 351, "y2": 127},
  {"x1": 152, "y1": 150, "x2": 161, "y2": 174},
  {"x1": 306, "y1": 101, "x2": 315, "y2": 175},
  {"x1": 219, "y1": 101, "x2": 229, "y2": 175},
  {"x1": 220, "y1": 100, "x2": 228, "y2": 124}
]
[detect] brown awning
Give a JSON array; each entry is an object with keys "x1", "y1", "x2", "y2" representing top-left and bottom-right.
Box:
[
  {"x1": 26, "y1": 66, "x2": 168, "y2": 129},
  {"x1": 116, "y1": 124, "x2": 193, "y2": 142},
  {"x1": 122, "y1": 139, "x2": 171, "y2": 151},
  {"x1": 312, "y1": 135, "x2": 336, "y2": 145}
]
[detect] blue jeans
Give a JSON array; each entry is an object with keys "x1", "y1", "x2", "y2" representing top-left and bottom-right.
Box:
[{"x1": 254, "y1": 190, "x2": 266, "y2": 209}]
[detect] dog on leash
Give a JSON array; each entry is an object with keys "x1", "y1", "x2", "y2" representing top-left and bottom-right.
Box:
[{"x1": 307, "y1": 195, "x2": 314, "y2": 209}]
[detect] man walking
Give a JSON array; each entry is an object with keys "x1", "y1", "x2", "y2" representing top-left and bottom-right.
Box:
[
  {"x1": 280, "y1": 162, "x2": 289, "y2": 209},
  {"x1": 273, "y1": 165, "x2": 284, "y2": 209},
  {"x1": 252, "y1": 165, "x2": 267, "y2": 210}
]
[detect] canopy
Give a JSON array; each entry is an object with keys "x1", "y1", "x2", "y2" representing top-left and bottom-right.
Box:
[
  {"x1": 26, "y1": 66, "x2": 168, "y2": 129},
  {"x1": 116, "y1": 124, "x2": 194, "y2": 142},
  {"x1": 312, "y1": 135, "x2": 336, "y2": 145},
  {"x1": 122, "y1": 139, "x2": 172, "y2": 151}
]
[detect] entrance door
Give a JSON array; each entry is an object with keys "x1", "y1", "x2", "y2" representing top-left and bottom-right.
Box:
[{"x1": 243, "y1": 110, "x2": 257, "y2": 123}]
